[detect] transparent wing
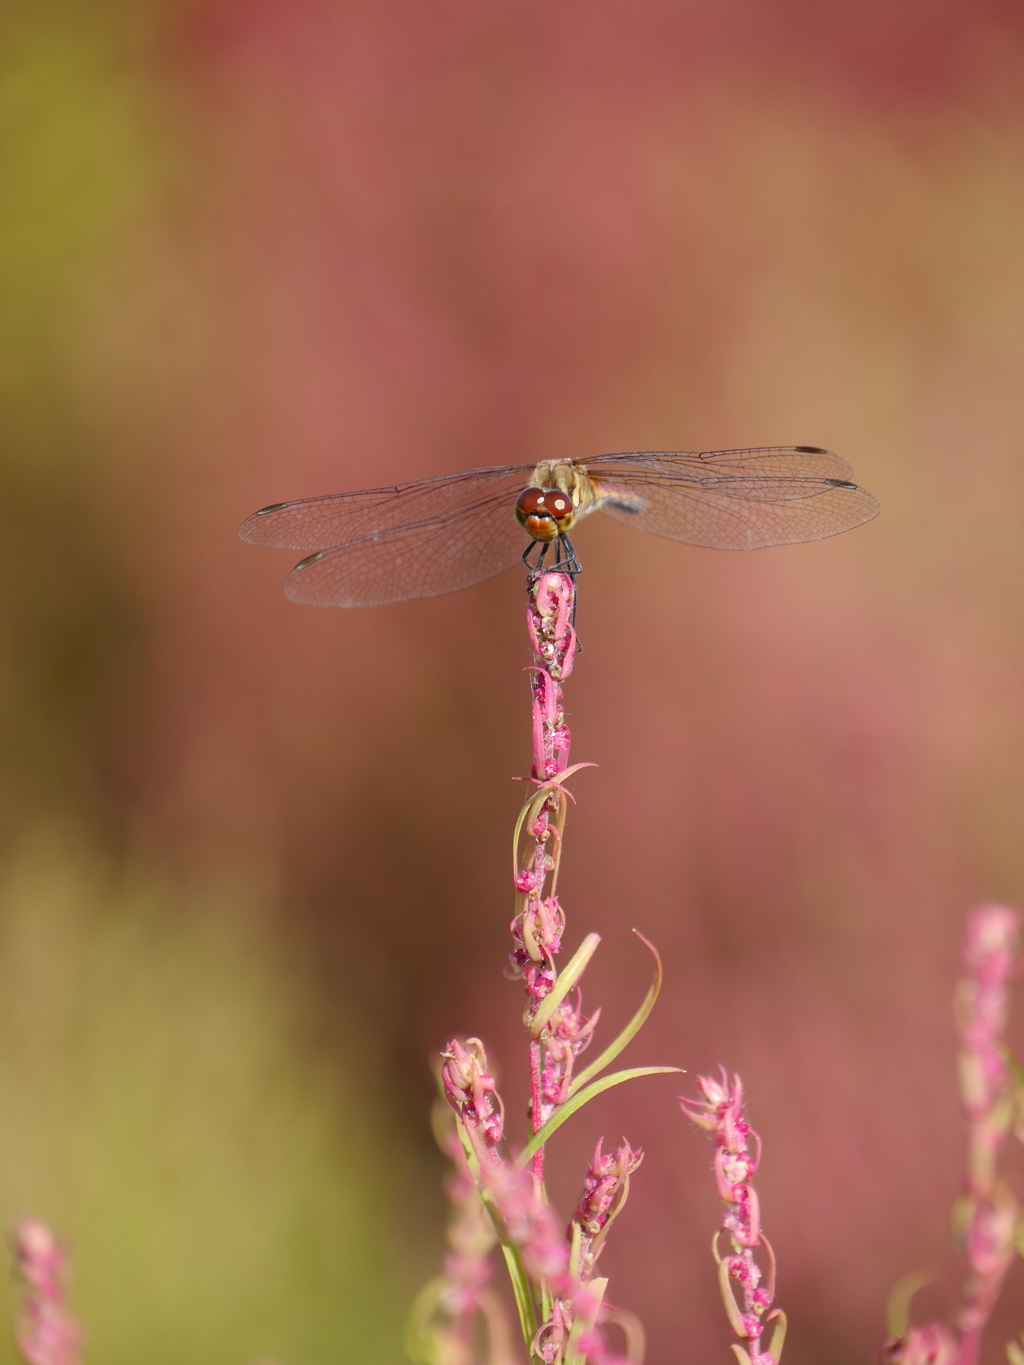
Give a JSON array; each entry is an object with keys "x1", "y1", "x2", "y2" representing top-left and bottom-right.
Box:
[
  {"x1": 585, "y1": 447, "x2": 878, "y2": 549},
  {"x1": 239, "y1": 463, "x2": 531, "y2": 551},
  {"x1": 241, "y1": 445, "x2": 878, "y2": 607},
  {"x1": 281, "y1": 492, "x2": 531, "y2": 608}
]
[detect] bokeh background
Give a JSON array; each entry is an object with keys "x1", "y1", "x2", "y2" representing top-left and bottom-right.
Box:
[{"x1": 3, "y1": 1, "x2": 1024, "y2": 1361}]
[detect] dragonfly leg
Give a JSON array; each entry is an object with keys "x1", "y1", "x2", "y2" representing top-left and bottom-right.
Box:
[
  {"x1": 523, "y1": 536, "x2": 581, "y2": 575},
  {"x1": 522, "y1": 536, "x2": 581, "y2": 635},
  {"x1": 559, "y1": 535, "x2": 582, "y2": 632},
  {"x1": 550, "y1": 534, "x2": 582, "y2": 578},
  {"x1": 522, "y1": 539, "x2": 552, "y2": 576},
  {"x1": 523, "y1": 536, "x2": 581, "y2": 625}
]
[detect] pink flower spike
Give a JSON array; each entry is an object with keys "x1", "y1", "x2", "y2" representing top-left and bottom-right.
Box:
[
  {"x1": 12, "y1": 1219, "x2": 84, "y2": 1365},
  {"x1": 514, "y1": 570, "x2": 588, "y2": 1181},
  {"x1": 950, "y1": 904, "x2": 1021, "y2": 1365},
  {"x1": 569, "y1": 1140, "x2": 643, "y2": 1280},
  {"x1": 882, "y1": 905, "x2": 1022, "y2": 1365},
  {"x1": 683, "y1": 1074, "x2": 780, "y2": 1365}
]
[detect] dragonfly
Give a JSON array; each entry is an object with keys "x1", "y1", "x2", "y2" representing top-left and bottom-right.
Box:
[{"x1": 239, "y1": 446, "x2": 879, "y2": 608}]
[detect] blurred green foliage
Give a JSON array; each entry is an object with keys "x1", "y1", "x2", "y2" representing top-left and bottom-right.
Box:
[
  {"x1": 0, "y1": 15, "x2": 423, "y2": 1365},
  {"x1": 0, "y1": 827, "x2": 410, "y2": 1365},
  {"x1": 0, "y1": 0, "x2": 164, "y2": 824},
  {"x1": 0, "y1": 0, "x2": 163, "y2": 427}
]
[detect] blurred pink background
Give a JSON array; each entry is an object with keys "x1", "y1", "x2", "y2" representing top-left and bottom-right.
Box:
[{"x1": 5, "y1": 1, "x2": 1024, "y2": 1361}]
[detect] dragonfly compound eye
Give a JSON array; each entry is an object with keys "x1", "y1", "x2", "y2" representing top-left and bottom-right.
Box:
[{"x1": 515, "y1": 486, "x2": 575, "y2": 541}]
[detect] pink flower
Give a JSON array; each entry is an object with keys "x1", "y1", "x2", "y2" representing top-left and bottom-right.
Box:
[{"x1": 13, "y1": 1220, "x2": 84, "y2": 1365}]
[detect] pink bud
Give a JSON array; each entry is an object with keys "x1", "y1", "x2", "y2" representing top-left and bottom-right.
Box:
[
  {"x1": 440, "y1": 1038, "x2": 504, "y2": 1146},
  {"x1": 879, "y1": 1323, "x2": 958, "y2": 1365}
]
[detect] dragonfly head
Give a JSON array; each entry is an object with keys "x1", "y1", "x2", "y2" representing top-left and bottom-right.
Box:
[{"x1": 515, "y1": 486, "x2": 575, "y2": 542}]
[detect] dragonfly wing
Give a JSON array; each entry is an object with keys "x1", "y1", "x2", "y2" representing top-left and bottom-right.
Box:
[
  {"x1": 589, "y1": 446, "x2": 857, "y2": 481},
  {"x1": 282, "y1": 498, "x2": 530, "y2": 607},
  {"x1": 239, "y1": 464, "x2": 531, "y2": 551},
  {"x1": 587, "y1": 447, "x2": 879, "y2": 550}
]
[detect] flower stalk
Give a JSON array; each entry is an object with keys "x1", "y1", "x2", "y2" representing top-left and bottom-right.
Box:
[
  {"x1": 509, "y1": 572, "x2": 589, "y2": 1184},
  {"x1": 415, "y1": 569, "x2": 675, "y2": 1364}
]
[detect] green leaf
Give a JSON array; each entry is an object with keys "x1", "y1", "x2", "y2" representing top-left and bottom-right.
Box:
[
  {"x1": 403, "y1": 1276, "x2": 447, "y2": 1363},
  {"x1": 718, "y1": 1254, "x2": 747, "y2": 1335},
  {"x1": 497, "y1": 1241, "x2": 538, "y2": 1349},
  {"x1": 885, "y1": 1270, "x2": 934, "y2": 1338},
  {"x1": 567, "y1": 931, "x2": 663, "y2": 1097},
  {"x1": 1007, "y1": 1054, "x2": 1024, "y2": 1144},
  {"x1": 512, "y1": 763, "x2": 596, "y2": 904},
  {"x1": 531, "y1": 933, "x2": 601, "y2": 1037},
  {"x1": 766, "y1": 1309, "x2": 788, "y2": 1365},
  {"x1": 518, "y1": 1067, "x2": 682, "y2": 1164}
]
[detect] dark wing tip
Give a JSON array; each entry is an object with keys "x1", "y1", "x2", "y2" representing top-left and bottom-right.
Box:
[
  {"x1": 826, "y1": 483, "x2": 880, "y2": 534},
  {"x1": 238, "y1": 502, "x2": 293, "y2": 544}
]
